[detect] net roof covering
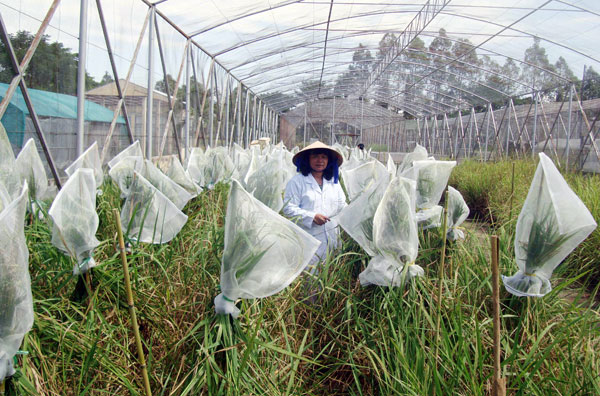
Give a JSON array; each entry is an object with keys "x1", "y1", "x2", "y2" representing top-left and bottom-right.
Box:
[{"x1": 142, "y1": 0, "x2": 600, "y2": 125}]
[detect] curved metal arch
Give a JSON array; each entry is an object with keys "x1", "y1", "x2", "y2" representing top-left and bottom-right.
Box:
[
  {"x1": 211, "y1": 9, "x2": 424, "y2": 57},
  {"x1": 188, "y1": 0, "x2": 305, "y2": 37},
  {"x1": 437, "y1": 10, "x2": 600, "y2": 79}
]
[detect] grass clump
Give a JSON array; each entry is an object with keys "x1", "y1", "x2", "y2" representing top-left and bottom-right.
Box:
[{"x1": 3, "y1": 170, "x2": 599, "y2": 395}]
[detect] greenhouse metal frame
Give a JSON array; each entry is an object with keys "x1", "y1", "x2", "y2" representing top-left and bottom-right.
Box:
[{"x1": 1, "y1": 0, "x2": 600, "y2": 187}]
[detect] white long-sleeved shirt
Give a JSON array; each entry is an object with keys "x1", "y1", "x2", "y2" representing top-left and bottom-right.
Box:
[{"x1": 283, "y1": 173, "x2": 347, "y2": 268}]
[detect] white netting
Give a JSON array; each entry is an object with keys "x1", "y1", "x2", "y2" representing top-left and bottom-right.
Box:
[
  {"x1": 0, "y1": 183, "x2": 32, "y2": 381},
  {"x1": 215, "y1": 180, "x2": 320, "y2": 318},
  {"x1": 15, "y1": 138, "x2": 47, "y2": 201},
  {"x1": 502, "y1": 153, "x2": 597, "y2": 297},
  {"x1": 201, "y1": 147, "x2": 238, "y2": 189},
  {"x1": 0, "y1": 123, "x2": 19, "y2": 200},
  {"x1": 108, "y1": 155, "x2": 144, "y2": 198},
  {"x1": 336, "y1": 176, "x2": 390, "y2": 257},
  {"x1": 143, "y1": 160, "x2": 194, "y2": 210},
  {"x1": 386, "y1": 153, "x2": 397, "y2": 177},
  {"x1": 65, "y1": 141, "x2": 104, "y2": 188},
  {"x1": 186, "y1": 147, "x2": 206, "y2": 187},
  {"x1": 107, "y1": 140, "x2": 143, "y2": 169},
  {"x1": 340, "y1": 159, "x2": 390, "y2": 202},
  {"x1": 163, "y1": 156, "x2": 199, "y2": 196},
  {"x1": 245, "y1": 156, "x2": 291, "y2": 212},
  {"x1": 446, "y1": 186, "x2": 470, "y2": 241},
  {"x1": 398, "y1": 144, "x2": 428, "y2": 173},
  {"x1": 49, "y1": 169, "x2": 100, "y2": 275},
  {"x1": 120, "y1": 172, "x2": 188, "y2": 244}
]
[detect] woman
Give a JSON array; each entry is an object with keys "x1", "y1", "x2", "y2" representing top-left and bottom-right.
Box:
[{"x1": 283, "y1": 141, "x2": 347, "y2": 273}]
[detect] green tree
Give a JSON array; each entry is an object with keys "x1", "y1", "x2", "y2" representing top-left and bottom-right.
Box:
[
  {"x1": 521, "y1": 37, "x2": 556, "y2": 99},
  {"x1": 553, "y1": 56, "x2": 577, "y2": 101},
  {"x1": 581, "y1": 66, "x2": 600, "y2": 100},
  {"x1": 0, "y1": 30, "x2": 98, "y2": 94}
]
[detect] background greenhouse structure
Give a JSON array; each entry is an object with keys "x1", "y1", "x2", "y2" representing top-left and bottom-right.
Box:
[{"x1": 2, "y1": 1, "x2": 600, "y2": 395}]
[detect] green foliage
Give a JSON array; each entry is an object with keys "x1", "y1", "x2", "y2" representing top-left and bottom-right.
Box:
[
  {"x1": 7, "y1": 171, "x2": 600, "y2": 395},
  {"x1": 0, "y1": 30, "x2": 99, "y2": 93}
]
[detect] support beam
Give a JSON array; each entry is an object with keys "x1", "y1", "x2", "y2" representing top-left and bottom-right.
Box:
[
  {"x1": 146, "y1": 6, "x2": 155, "y2": 158},
  {"x1": 76, "y1": 0, "x2": 89, "y2": 157},
  {"x1": 0, "y1": 13, "x2": 61, "y2": 188},
  {"x1": 356, "y1": 0, "x2": 450, "y2": 99}
]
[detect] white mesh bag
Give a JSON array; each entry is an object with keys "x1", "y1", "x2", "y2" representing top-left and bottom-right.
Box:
[
  {"x1": 341, "y1": 159, "x2": 390, "y2": 202},
  {"x1": 121, "y1": 172, "x2": 188, "y2": 244},
  {"x1": 65, "y1": 141, "x2": 103, "y2": 188},
  {"x1": 0, "y1": 183, "x2": 32, "y2": 381},
  {"x1": 107, "y1": 140, "x2": 143, "y2": 169},
  {"x1": 143, "y1": 160, "x2": 194, "y2": 210},
  {"x1": 245, "y1": 157, "x2": 289, "y2": 212},
  {"x1": 336, "y1": 177, "x2": 390, "y2": 257},
  {"x1": 0, "y1": 123, "x2": 19, "y2": 199},
  {"x1": 402, "y1": 160, "x2": 456, "y2": 229},
  {"x1": 164, "y1": 156, "x2": 199, "y2": 196},
  {"x1": 386, "y1": 153, "x2": 397, "y2": 177},
  {"x1": 502, "y1": 153, "x2": 597, "y2": 297},
  {"x1": 398, "y1": 144, "x2": 428, "y2": 173},
  {"x1": 359, "y1": 177, "x2": 422, "y2": 287},
  {"x1": 446, "y1": 186, "x2": 470, "y2": 241},
  {"x1": 215, "y1": 180, "x2": 320, "y2": 318},
  {"x1": 15, "y1": 138, "x2": 47, "y2": 201},
  {"x1": 108, "y1": 156, "x2": 144, "y2": 198},
  {"x1": 186, "y1": 147, "x2": 206, "y2": 187},
  {"x1": 202, "y1": 147, "x2": 237, "y2": 188},
  {"x1": 49, "y1": 169, "x2": 100, "y2": 275},
  {"x1": 0, "y1": 182, "x2": 10, "y2": 213}
]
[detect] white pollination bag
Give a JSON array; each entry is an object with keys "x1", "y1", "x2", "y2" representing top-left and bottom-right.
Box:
[
  {"x1": 49, "y1": 169, "x2": 100, "y2": 275},
  {"x1": 0, "y1": 183, "x2": 32, "y2": 381},
  {"x1": 202, "y1": 147, "x2": 237, "y2": 188},
  {"x1": 164, "y1": 156, "x2": 199, "y2": 196},
  {"x1": 358, "y1": 177, "x2": 422, "y2": 287},
  {"x1": 215, "y1": 180, "x2": 320, "y2": 318},
  {"x1": 502, "y1": 153, "x2": 597, "y2": 297},
  {"x1": 341, "y1": 159, "x2": 390, "y2": 202},
  {"x1": 65, "y1": 141, "x2": 104, "y2": 188},
  {"x1": 143, "y1": 160, "x2": 194, "y2": 210},
  {"x1": 0, "y1": 123, "x2": 19, "y2": 199},
  {"x1": 15, "y1": 138, "x2": 48, "y2": 201},
  {"x1": 107, "y1": 140, "x2": 143, "y2": 169},
  {"x1": 0, "y1": 182, "x2": 10, "y2": 213},
  {"x1": 108, "y1": 156, "x2": 144, "y2": 197},
  {"x1": 446, "y1": 186, "x2": 470, "y2": 241},
  {"x1": 402, "y1": 160, "x2": 456, "y2": 229},
  {"x1": 337, "y1": 177, "x2": 390, "y2": 257},
  {"x1": 245, "y1": 156, "x2": 290, "y2": 212},
  {"x1": 386, "y1": 153, "x2": 396, "y2": 177},
  {"x1": 121, "y1": 172, "x2": 188, "y2": 244},
  {"x1": 398, "y1": 144, "x2": 428, "y2": 173},
  {"x1": 186, "y1": 147, "x2": 206, "y2": 188}
]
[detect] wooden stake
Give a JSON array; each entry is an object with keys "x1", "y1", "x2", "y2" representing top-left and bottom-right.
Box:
[
  {"x1": 491, "y1": 235, "x2": 506, "y2": 396},
  {"x1": 433, "y1": 190, "x2": 450, "y2": 394},
  {"x1": 113, "y1": 209, "x2": 152, "y2": 396},
  {"x1": 0, "y1": 379, "x2": 5, "y2": 395}
]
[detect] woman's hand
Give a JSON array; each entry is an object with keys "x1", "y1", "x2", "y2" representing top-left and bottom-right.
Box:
[{"x1": 313, "y1": 213, "x2": 330, "y2": 225}]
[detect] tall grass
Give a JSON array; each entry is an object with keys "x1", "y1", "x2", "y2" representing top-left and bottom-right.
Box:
[{"x1": 6, "y1": 172, "x2": 600, "y2": 395}]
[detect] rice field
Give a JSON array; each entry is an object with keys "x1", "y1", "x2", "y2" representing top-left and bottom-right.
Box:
[{"x1": 4, "y1": 159, "x2": 600, "y2": 396}]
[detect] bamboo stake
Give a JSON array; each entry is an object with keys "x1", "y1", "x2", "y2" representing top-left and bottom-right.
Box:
[
  {"x1": 113, "y1": 209, "x2": 152, "y2": 396},
  {"x1": 0, "y1": 379, "x2": 5, "y2": 395},
  {"x1": 491, "y1": 235, "x2": 506, "y2": 396},
  {"x1": 433, "y1": 190, "x2": 450, "y2": 394}
]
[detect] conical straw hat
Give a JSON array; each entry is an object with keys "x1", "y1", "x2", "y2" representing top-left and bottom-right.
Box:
[{"x1": 292, "y1": 141, "x2": 344, "y2": 166}]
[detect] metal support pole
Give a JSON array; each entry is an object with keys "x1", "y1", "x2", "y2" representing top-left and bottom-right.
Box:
[
  {"x1": 485, "y1": 103, "x2": 491, "y2": 161},
  {"x1": 236, "y1": 81, "x2": 242, "y2": 145},
  {"x1": 331, "y1": 96, "x2": 336, "y2": 144},
  {"x1": 95, "y1": 0, "x2": 134, "y2": 144},
  {"x1": 146, "y1": 6, "x2": 155, "y2": 158},
  {"x1": 244, "y1": 90, "x2": 250, "y2": 147},
  {"x1": 225, "y1": 79, "x2": 230, "y2": 148},
  {"x1": 76, "y1": 0, "x2": 89, "y2": 157},
  {"x1": 209, "y1": 78, "x2": 214, "y2": 147},
  {"x1": 532, "y1": 92, "x2": 539, "y2": 158},
  {"x1": 566, "y1": 84, "x2": 573, "y2": 168},
  {"x1": 360, "y1": 98, "x2": 364, "y2": 143},
  {"x1": 184, "y1": 44, "x2": 191, "y2": 160},
  {"x1": 0, "y1": 12, "x2": 61, "y2": 188},
  {"x1": 303, "y1": 103, "x2": 308, "y2": 146}
]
